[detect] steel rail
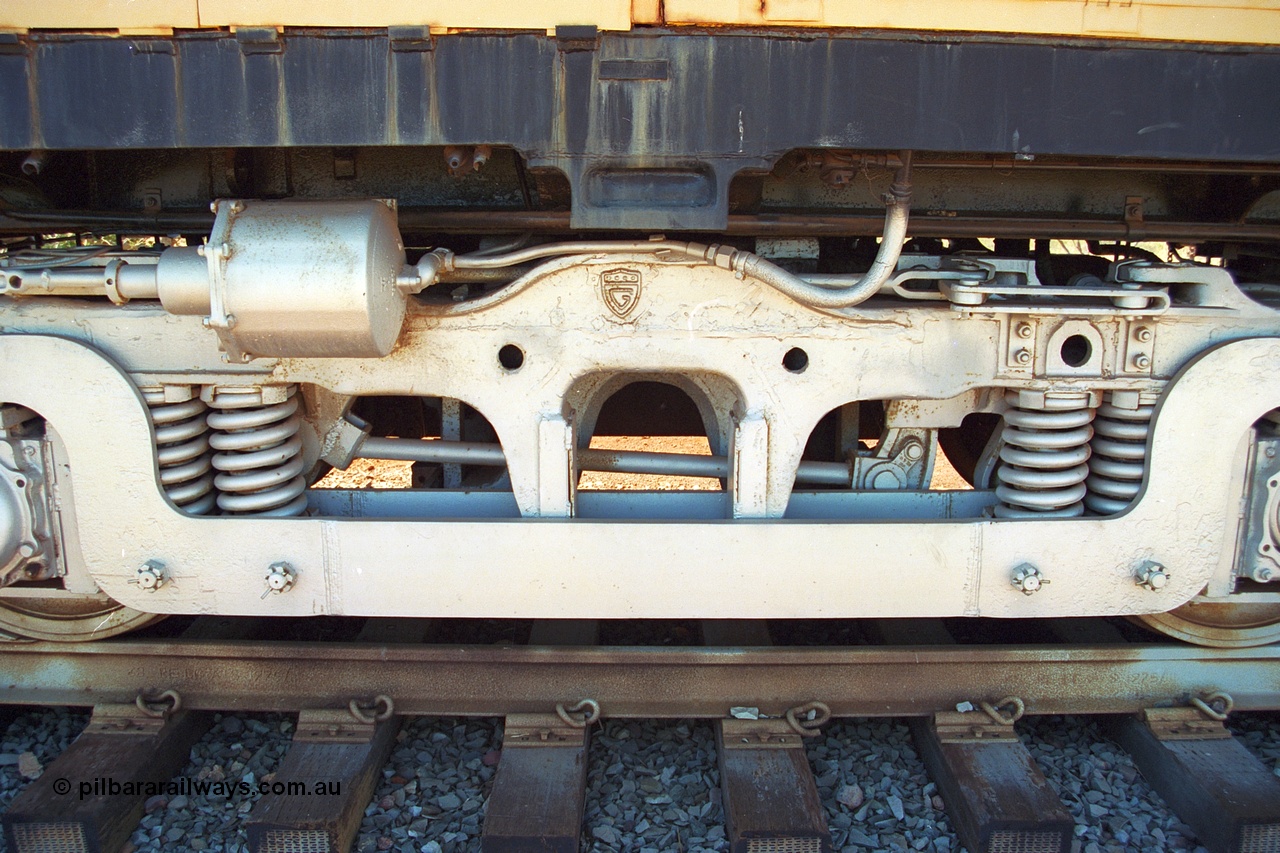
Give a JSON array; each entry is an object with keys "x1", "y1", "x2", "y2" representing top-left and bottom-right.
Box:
[{"x1": 1, "y1": 638, "x2": 1276, "y2": 717}]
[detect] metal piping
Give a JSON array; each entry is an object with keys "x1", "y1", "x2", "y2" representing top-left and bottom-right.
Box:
[
  {"x1": 358, "y1": 436, "x2": 507, "y2": 467},
  {"x1": 354, "y1": 436, "x2": 852, "y2": 486},
  {"x1": 423, "y1": 153, "x2": 914, "y2": 310},
  {"x1": 20, "y1": 150, "x2": 48, "y2": 177}
]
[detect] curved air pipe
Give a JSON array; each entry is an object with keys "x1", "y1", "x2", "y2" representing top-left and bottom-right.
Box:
[{"x1": 421, "y1": 152, "x2": 914, "y2": 310}]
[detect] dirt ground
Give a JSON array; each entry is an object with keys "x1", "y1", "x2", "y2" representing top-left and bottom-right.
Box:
[{"x1": 314, "y1": 435, "x2": 971, "y2": 491}]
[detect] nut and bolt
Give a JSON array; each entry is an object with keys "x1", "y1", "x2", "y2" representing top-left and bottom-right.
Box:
[
  {"x1": 1011, "y1": 563, "x2": 1047, "y2": 595},
  {"x1": 17, "y1": 543, "x2": 36, "y2": 559},
  {"x1": 1135, "y1": 327, "x2": 1153, "y2": 343},
  {"x1": 1135, "y1": 561, "x2": 1169, "y2": 591},
  {"x1": 1253, "y1": 566, "x2": 1276, "y2": 583},
  {"x1": 1132, "y1": 353, "x2": 1151, "y2": 370},
  {"x1": 1014, "y1": 349, "x2": 1032, "y2": 366},
  {"x1": 136, "y1": 559, "x2": 167, "y2": 592},
  {"x1": 1016, "y1": 323, "x2": 1034, "y2": 339},
  {"x1": 263, "y1": 561, "x2": 297, "y2": 598}
]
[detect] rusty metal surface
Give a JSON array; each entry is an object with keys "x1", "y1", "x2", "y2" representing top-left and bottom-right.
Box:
[
  {"x1": 3, "y1": 29, "x2": 1278, "y2": 229},
  {"x1": 0, "y1": 639, "x2": 1276, "y2": 717}
]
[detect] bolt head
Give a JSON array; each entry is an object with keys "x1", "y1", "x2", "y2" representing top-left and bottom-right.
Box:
[
  {"x1": 1133, "y1": 354, "x2": 1151, "y2": 370},
  {"x1": 1136, "y1": 562, "x2": 1169, "y2": 591},
  {"x1": 1011, "y1": 563, "x2": 1044, "y2": 594},
  {"x1": 17, "y1": 543, "x2": 36, "y2": 559},
  {"x1": 1135, "y1": 327, "x2": 1153, "y2": 343},
  {"x1": 1016, "y1": 323, "x2": 1034, "y2": 339},
  {"x1": 1257, "y1": 566, "x2": 1275, "y2": 583},
  {"x1": 136, "y1": 560, "x2": 166, "y2": 591},
  {"x1": 265, "y1": 562, "x2": 296, "y2": 594},
  {"x1": 1014, "y1": 348, "x2": 1032, "y2": 365}
]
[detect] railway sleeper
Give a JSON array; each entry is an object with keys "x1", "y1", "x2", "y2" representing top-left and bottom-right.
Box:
[
  {"x1": 246, "y1": 709, "x2": 400, "y2": 853},
  {"x1": 1107, "y1": 708, "x2": 1280, "y2": 853},
  {"x1": 2, "y1": 702, "x2": 210, "y2": 853}
]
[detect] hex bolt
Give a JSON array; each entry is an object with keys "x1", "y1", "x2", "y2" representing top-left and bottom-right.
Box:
[
  {"x1": 136, "y1": 559, "x2": 167, "y2": 592},
  {"x1": 1016, "y1": 322, "x2": 1034, "y2": 339},
  {"x1": 263, "y1": 561, "x2": 297, "y2": 598},
  {"x1": 17, "y1": 543, "x2": 36, "y2": 559},
  {"x1": 1132, "y1": 353, "x2": 1151, "y2": 370},
  {"x1": 1135, "y1": 327, "x2": 1153, "y2": 343},
  {"x1": 1011, "y1": 563, "x2": 1046, "y2": 595},
  {"x1": 1254, "y1": 566, "x2": 1276, "y2": 583},
  {"x1": 1135, "y1": 561, "x2": 1169, "y2": 591},
  {"x1": 1014, "y1": 348, "x2": 1032, "y2": 366}
]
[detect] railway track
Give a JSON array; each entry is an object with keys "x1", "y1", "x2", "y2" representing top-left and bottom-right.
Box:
[{"x1": 0, "y1": 617, "x2": 1278, "y2": 853}]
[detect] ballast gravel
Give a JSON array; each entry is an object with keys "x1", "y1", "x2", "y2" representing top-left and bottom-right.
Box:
[
  {"x1": 0, "y1": 707, "x2": 88, "y2": 820},
  {"x1": 1231, "y1": 711, "x2": 1280, "y2": 777},
  {"x1": 810, "y1": 720, "x2": 960, "y2": 853},
  {"x1": 355, "y1": 717, "x2": 500, "y2": 853},
  {"x1": 126, "y1": 713, "x2": 294, "y2": 853},
  {"x1": 1, "y1": 708, "x2": 1277, "y2": 853},
  {"x1": 582, "y1": 720, "x2": 725, "y2": 853},
  {"x1": 1021, "y1": 715, "x2": 1209, "y2": 853}
]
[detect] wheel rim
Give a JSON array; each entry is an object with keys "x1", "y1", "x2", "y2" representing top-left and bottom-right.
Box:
[
  {"x1": 1133, "y1": 600, "x2": 1280, "y2": 648},
  {"x1": 0, "y1": 595, "x2": 163, "y2": 641}
]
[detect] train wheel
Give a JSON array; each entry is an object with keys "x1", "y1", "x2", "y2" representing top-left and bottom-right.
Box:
[
  {"x1": 1134, "y1": 601, "x2": 1280, "y2": 648},
  {"x1": 0, "y1": 596, "x2": 163, "y2": 641}
]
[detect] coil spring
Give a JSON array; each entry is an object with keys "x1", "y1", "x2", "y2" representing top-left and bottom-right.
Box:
[
  {"x1": 144, "y1": 390, "x2": 216, "y2": 515},
  {"x1": 995, "y1": 391, "x2": 1095, "y2": 518},
  {"x1": 1084, "y1": 395, "x2": 1154, "y2": 516},
  {"x1": 207, "y1": 387, "x2": 308, "y2": 516}
]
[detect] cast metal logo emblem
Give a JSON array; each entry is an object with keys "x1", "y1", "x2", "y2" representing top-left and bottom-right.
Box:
[{"x1": 600, "y1": 268, "x2": 642, "y2": 320}]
